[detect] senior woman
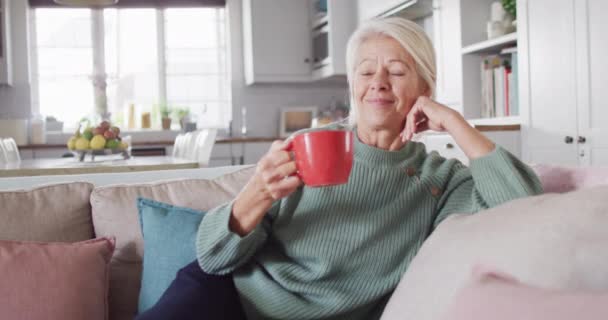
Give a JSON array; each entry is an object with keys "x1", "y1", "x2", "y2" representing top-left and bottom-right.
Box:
[{"x1": 137, "y1": 17, "x2": 542, "y2": 320}]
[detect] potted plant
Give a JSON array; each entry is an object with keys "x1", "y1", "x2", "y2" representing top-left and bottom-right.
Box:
[
  {"x1": 159, "y1": 104, "x2": 172, "y2": 130},
  {"x1": 173, "y1": 107, "x2": 192, "y2": 131}
]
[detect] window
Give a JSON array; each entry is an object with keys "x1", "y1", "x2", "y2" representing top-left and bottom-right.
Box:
[{"x1": 30, "y1": 7, "x2": 230, "y2": 130}]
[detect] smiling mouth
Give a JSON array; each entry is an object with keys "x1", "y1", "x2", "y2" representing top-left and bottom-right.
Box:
[{"x1": 366, "y1": 98, "x2": 395, "y2": 106}]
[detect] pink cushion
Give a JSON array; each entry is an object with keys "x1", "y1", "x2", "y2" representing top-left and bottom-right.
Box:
[
  {"x1": 0, "y1": 237, "x2": 115, "y2": 320},
  {"x1": 441, "y1": 267, "x2": 608, "y2": 320},
  {"x1": 532, "y1": 164, "x2": 608, "y2": 193}
]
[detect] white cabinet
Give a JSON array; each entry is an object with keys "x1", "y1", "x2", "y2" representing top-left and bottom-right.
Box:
[
  {"x1": 356, "y1": 0, "x2": 415, "y2": 22},
  {"x1": 420, "y1": 130, "x2": 521, "y2": 166},
  {"x1": 420, "y1": 133, "x2": 468, "y2": 165},
  {"x1": 0, "y1": 0, "x2": 12, "y2": 85},
  {"x1": 519, "y1": 0, "x2": 608, "y2": 165},
  {"x1": 310, "y1": 0, "x2": 357, "y2": 80},
  {"x1": 242, "y1": 0, "x2": 356, "y2": 84},
  {"x1": 242, "y1": 0, "x2": 312, "y2": 84},
  {"x1": 431, "y1": 0, "x2": 462, "y2": 108}
]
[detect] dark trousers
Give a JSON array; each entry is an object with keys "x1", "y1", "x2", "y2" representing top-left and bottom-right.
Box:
[{"x1": 135, "y1": 260, "x2": 247, "y2": 320}]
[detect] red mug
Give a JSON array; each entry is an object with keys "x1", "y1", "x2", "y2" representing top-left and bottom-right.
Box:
[{"x1": 287, "y1": 130, "x2": 354, "y2": 187}]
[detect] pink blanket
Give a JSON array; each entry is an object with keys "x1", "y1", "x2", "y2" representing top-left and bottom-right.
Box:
[{"x1": 532, "y1": 164, "x2": 608, "y2": 193}]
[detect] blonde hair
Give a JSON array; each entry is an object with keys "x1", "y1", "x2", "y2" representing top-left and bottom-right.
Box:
[{"x1": 345, "y1": 17, "x2": 437, "y2": 125}]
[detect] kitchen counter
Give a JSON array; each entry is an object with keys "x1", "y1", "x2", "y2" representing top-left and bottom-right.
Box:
[
  {"x1": 18, "y1": 124, "x2": 519, "y2": 150},
  {"x1": 17, "y1": 136, "x2": 280, "y2": 149},
  {"x1": 0, "y1": 156, "x2": 199, "y2": 177}
]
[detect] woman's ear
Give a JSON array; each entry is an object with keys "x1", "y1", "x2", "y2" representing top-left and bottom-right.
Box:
[
  {"x1": 422, "y1": 83, "x2": 432, "y2": 98},
  {"x1": 418, "y1": 77, "x2": 432, "y2": 97}
]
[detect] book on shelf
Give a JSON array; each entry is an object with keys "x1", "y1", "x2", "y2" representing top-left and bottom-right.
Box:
[
  {"x1": 510, "y1": 52, "x2": 519, "y2": 116},
  {"x1": 480, "y1": 51, "x2": 519, "y2": 119}
]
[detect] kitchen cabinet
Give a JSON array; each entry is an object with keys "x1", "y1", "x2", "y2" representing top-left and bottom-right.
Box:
[
  {"x1": 356, "y1": 0, "x2": 414, "y2": 22},
  {"x1": 0, "y1": 0, "x2": 12, "y2": 85},
  {"x1": 242, "y1": 0, "x2": 356, "y2": 84},
  {"x1": 519, "y1": 0, "x2": 608, "y2": 165},
  {"x1": 309, "y1": 0, "x2": 357, "y2": 80},
  {"x1": 420, "y1": 130, "x2": 521, "y2": 166},
  {"x1": 242, "y1": 0, "x2": 312, "y2": 84}
]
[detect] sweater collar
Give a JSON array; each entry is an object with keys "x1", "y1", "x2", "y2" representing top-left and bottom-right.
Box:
[{"x1": 353, "y1": 127, "x2": 420, "y2": 166}]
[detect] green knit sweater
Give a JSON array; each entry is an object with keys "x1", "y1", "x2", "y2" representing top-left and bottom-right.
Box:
[{"x1": 196, "y1": 133, "x2": 542, "y2": 320}]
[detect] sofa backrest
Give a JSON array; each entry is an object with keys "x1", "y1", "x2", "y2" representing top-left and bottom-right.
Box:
[
  {"x1": 90, "y1": 165, "x2": 255, "y2": 320},
  {"x1": 0, "y1": 182, "x2": 95, "y2": 242},
  {"x1": 0, "y1": 165, "x2": 252, "y2": 190}
]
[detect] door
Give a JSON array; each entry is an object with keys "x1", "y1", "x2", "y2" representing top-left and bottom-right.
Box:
[
  {"x1": 521, "y1": 0, "x2": 579, "y2": 165},
  {"x1": 575, "y1": 0, "x2": 608, "y2": 165}
]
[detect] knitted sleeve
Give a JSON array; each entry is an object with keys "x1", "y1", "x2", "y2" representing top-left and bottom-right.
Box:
[
  {"x1": 196, "y1": 200, "x2": 280, "y2": 275},
  {"x1": 433, "y1": 146, "x2": 543, "y2": 228}
]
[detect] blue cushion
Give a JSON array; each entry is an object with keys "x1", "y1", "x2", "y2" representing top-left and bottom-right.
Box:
[{"x1": 136, "y1": 197, "x2": 206, "y2": 313}]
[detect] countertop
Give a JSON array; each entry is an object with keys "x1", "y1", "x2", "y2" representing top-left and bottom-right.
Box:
[
  {"x1": 17, "y1": 124, "x2": 520, "y2": 150},
  {"x1": 0, "y1": 156, "x2": 199, "y2": 177}
]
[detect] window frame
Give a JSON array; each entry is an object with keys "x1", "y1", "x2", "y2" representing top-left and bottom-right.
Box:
[{"x1": 28, "y1": 7, "x2": 231, "y2": 129}]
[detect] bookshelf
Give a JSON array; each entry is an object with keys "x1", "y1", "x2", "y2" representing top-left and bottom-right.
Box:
[
  {"x1": 458, "y1": 0, "x2": 519, "y2": 124},
  {"x1": 461, "y1": 32, "x2": 517, "y2": 55}
]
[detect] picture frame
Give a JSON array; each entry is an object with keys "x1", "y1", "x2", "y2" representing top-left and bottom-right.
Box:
[{"x1": 279, "y1": 106, "x2": 318, "y2": 138}]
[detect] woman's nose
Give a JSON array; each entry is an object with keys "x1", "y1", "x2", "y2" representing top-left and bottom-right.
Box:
[{"x1": 370, "y1": 71, "x2": 389, "y2": 91}]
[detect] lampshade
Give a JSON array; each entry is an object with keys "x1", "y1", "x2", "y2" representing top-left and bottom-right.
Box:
[{"x1": 53, "y1": 0, "x2": 118, "y2": 6}]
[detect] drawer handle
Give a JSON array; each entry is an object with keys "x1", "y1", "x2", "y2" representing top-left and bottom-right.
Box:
[{"x1": 445, "y1": 143, "x2": 454, "y2": 149}]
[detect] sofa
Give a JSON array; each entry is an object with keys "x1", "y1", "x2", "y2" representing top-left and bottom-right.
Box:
[{"x1": 1, "y1": 163, "x2": 607, "y2": 320}]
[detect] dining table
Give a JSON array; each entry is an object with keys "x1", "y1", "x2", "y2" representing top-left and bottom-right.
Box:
[{"x1": 0, "y1": 155, "x2": 199, "y2": 178}]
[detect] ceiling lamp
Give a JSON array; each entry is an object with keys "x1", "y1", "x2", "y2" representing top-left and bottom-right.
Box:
[{"x1": 53, "y1": 0, "x2": 118, "y2": 6}]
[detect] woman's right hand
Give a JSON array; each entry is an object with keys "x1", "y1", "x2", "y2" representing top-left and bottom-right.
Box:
[{"x1": 229, "y1": 140, "x2": 302, "y2": 236}]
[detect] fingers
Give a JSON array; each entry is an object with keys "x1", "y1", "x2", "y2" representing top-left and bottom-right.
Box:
[
  {"x1": 266, "y1": 176, "x2": 302, "y2": 200},
  {"x1": 270, "y1": 139, "x2": 290, "y2": 152},
  {"x1": 261, "y1": 161, "x2": 297, "y2": 185},
  {"x1": 402, "y1": 103, "x2": 423, "y2": 141},
  {"x1": 256, "y1": 142, "x2": 302, "y2": 200}
]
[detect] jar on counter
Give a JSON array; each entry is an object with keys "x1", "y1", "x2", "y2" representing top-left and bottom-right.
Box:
[{"x1": 29, "y1": 114, "x2": 46, "y2": 145}]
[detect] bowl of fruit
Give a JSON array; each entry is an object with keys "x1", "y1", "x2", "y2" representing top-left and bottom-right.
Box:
[{"x1": 67, "y1": 121, "x2": 130, "y2": 162}]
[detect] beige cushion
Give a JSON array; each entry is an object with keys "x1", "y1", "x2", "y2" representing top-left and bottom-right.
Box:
[
  {"x1": 381, "y1": 186, "x2": 608, "y2": 320},
  {"x1": 0, "y1": 182, "x2": 94, "y2": 242},
  {"x1": 90, "y1": 165, "x2": 255, "y2": 320}
]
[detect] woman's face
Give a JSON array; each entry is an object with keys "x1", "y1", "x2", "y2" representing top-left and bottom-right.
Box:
[{"x1": 353, "y1": 35, "x2": 427, "y2": 132}]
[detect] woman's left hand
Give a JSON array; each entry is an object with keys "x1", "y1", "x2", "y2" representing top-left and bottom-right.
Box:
[{"x1": 401, "y1": 96, "x2": 461, "y2": 142}]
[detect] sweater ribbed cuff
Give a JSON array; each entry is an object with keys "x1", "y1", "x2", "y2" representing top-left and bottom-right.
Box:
[
  {"x1": 469, "y1": 146, "x2": 541, "y2": 206},
  {"x1": 196, "y1": 200, "x2": 266, "y2": 275}
]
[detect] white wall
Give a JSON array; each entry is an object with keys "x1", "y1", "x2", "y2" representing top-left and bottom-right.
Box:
[
  {"x1": 0, "y1": 0, "x2": 32, "y2": 119},
  {"x1": 0, "y1": 0, "x2": 349, "y2": 139}
]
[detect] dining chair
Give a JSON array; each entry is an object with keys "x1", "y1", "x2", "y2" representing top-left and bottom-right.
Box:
[
  {"x1": 2, "y1": 138, "x2": 21, "y2": 162},
  {"x1": 0, "y1": 138, "x2": 9, "y2": 164},
  {"x1": 172, "y1": 133, "x2": 190, "y2": 159},
  {"x1": 192, "y1": 129, "x2": 217, "y2": 165},
  {"x1": 182, "y1": 131, "x2": 201, "y2": 160}
]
